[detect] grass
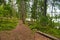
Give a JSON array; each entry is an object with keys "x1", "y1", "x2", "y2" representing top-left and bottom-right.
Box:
[
  {"x1": 0, "y1": 17, "x2": 18, "y2": 31},
  {"x1": 43, "y1": 28, "x2": 60, "y2": 38},
  {"x1": 29, "y1": 23, "x2": 60, "y2": 38}
]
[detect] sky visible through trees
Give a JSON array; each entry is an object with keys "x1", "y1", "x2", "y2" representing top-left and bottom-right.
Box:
[
  {"x1": 4, "y1": 0, "x2": 60, "y2": 24},
  {"x1": 5, "y1": 0, "x2": 60, "y2": 17},
  {"x1": 47, "y1": 0, "x2": 60, "y2": 16}
]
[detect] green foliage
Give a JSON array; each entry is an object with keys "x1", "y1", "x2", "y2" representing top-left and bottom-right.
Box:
[
  {"x1": 29, "y1": 15, "x2": 60, "y2": 38},
  {"x1": 0, "y1": 0, "x2": 5, "y2": 5},
  {"x1": 0, "y1": 4, "x2": 12, "y2": 17},
  {"x1": 44, "y1": 28, "x2": 60, "y2": 38},
  {"x1": 0, "y1": 3, "x2": 18, "y2": 18},
  {"x1": 0, "y1": 17, "x2": 18, "y2": 31},
  {"x1": 0, "y1": 4, "x2": 5, "y2": 17},
  {"x1": 0, "y1": 1, "x2": 18, "y2": 31},
  {"x1": 31, "y1": 0, "x2": 38, "y2": 19}
]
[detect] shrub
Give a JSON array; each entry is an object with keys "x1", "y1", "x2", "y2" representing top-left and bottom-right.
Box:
[{"x1": 0, "y1": 17, "x2": 18, "y2": 31}]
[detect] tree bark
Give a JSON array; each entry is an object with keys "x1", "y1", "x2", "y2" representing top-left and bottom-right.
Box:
[
  {"x1": 19, "y1": 0, "x2": 26, "y2": 24},
  {"x1": 44, "y1": 0, "x2": 47, "y2": 16}
]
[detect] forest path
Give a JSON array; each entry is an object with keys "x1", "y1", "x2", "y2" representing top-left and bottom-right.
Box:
[
  {"x1": 0, "y1": 20, "x2": 34, "y2": 40},
  {"x1": 0, "y1": 20, "x2": 51, "y2": 40}
]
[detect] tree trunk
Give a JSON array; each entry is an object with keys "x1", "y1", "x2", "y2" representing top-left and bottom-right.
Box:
[
  {"x1": 44, "y1": 0, "x2": 47, "y2": 16},
  {"x1": 19, "y1": 0, "x2": 26, "y2": 24}
]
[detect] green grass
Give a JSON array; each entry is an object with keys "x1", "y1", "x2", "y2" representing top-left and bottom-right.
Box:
[
  {"x1": 0, "y1": 17, "x2": 18, "y2": 31},
  {"x1": 43, "y1": 28, "x2": 60, "y2": 38}
]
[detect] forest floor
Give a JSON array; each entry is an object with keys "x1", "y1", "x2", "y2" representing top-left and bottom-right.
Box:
[{"x1": 0, "y1": 20, "x2": 51, "y2": 40}]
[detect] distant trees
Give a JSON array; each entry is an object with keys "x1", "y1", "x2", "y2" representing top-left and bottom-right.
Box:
[{"x1": 0, "y1": 0, "x2": 48, "y2": 24}]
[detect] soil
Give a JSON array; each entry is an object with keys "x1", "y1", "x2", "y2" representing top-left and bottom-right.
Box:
[{"x1": 0, "y1": 20, "x2": 51, "y2": 40}]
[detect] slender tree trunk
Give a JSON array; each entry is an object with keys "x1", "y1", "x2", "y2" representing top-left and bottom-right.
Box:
[
  {"x1": 19, "y1": 0, "x2": 26, "y2": 24},
  {"x1": 44, "y1": 0, "x2": 47, "y2": 16}
]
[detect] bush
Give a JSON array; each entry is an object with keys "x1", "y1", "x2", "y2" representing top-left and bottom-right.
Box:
[
  {"x1": 0, "y1": 17, "x2": 18, "y2": 31},
  {"x1": 29, "y1": 15, "x2": 60, "y2": 38}
]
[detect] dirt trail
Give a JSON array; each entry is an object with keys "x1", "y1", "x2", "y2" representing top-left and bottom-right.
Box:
[
  {"x1": 0, "y1": 20, "x2": 34, "y2": 40},
  {"x1": 0, "y1": 20, "x2": 51, "y2": 40}
]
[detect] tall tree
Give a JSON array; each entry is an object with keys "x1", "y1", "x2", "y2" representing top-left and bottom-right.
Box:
[
  {"x1": 44, "y1": 0, "x2": 47, "y2": 16},
  {"x1": 31, "y1": 0, "x2": 38, "y2": 19},
  {"x1": 17, "y1": 0, "x2": 26, "y2": 23}
]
